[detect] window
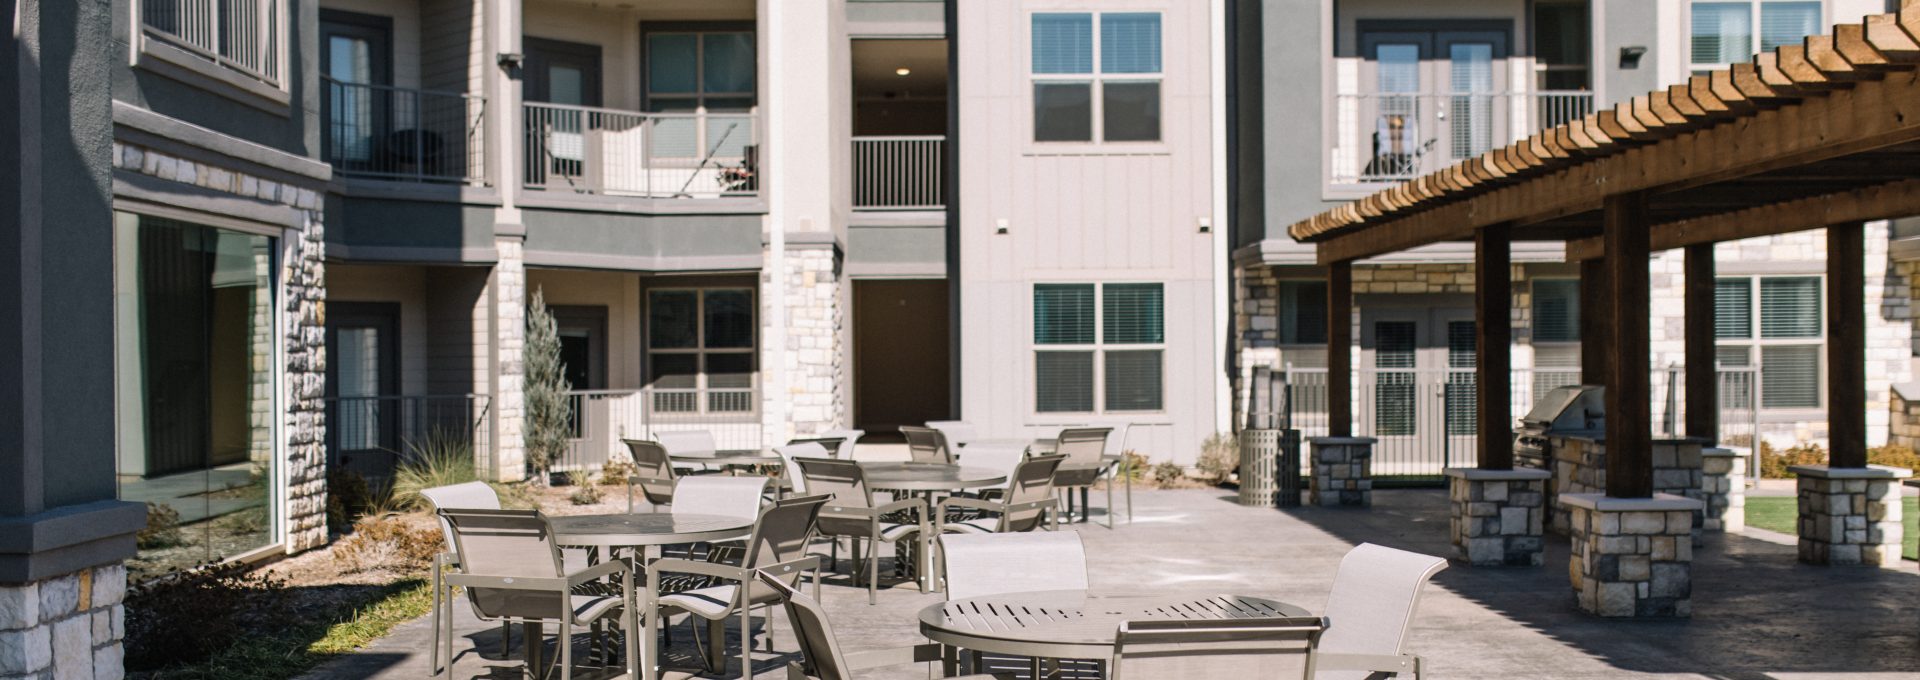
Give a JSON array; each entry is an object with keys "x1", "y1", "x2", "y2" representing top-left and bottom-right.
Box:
[
  {"x1": 1034, "y1": 283, "x2": 1164, "y2": 413},
  {"x1": 647, "y1": 288, "x2": 756, "y2": 413},
  {"x1": 1716, "y1": 276, "x2": 1822, "y2": 410},
  {"x1": 1031, "y1": 12, "x2": 1162, "y2": 143},
  {"x1": 141, "y1": 0, "x2": 285, "y2": 86},
  {"x1": 645, "y1": 28, "x2": 757, "y2": 159},
  {"x1": 1278, "y1": 280, "x2": 1327, "y2": 345},
  {"x1": 1689, "y1": 1, "x2": 1822, "y2": 74},
  {"x1": 1530, "y1": 279, "x2": 1583, "y2": 394}
]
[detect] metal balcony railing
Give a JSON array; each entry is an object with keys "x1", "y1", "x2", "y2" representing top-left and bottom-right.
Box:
[
  {"x1": 141, "y1": 0, "x2": 283, "y2": 85},
  {"x1": 1330, "y1": 91, "x2": 1593, "y2": 184},
  {"x1": 523, "y1": 103, "x2": 760, "y2": 198},
  {"x1": 323, "y1": 394, "x2": 492, "y2": 486},
  {"x1": 557, "y1": 387, "x2": 764, "y2": 472},
  {"x1": 322, "y1": 79, "x2": 488, "y2": 184},
  {"x1": 853, "y1": 135, "x2": 946, "y2": 210}
]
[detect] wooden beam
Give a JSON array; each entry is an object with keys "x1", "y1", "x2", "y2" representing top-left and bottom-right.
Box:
[
  {"x1": 1477, "y1": 224, "x2": 1514, "y2": 470},
  {"x1": 1581, "y1": 257, "x2": 1610, "y2": 387},
  {"x1": 1564, "y1": 177, "x2": 1920, "y2": 258},
  {"x1": 1605, "y1": 193, "x2": 1653, "y2": 498},
  {"x1": 1328, "y1": 261, "x2": 1353, "y2": 437},
  {"x1": 1684, "y1": 244, "x2": 1719, "y2": 443},
  {"x1": 1829, "y1": 222, "x2": 1867, "y2": 468}
]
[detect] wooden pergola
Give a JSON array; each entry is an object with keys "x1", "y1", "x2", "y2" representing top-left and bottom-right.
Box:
[{"x1": 1288, "y1": 11, "x2": 1920, "y2": 498}]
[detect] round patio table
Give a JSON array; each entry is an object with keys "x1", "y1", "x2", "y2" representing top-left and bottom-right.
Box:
[
  {"x1": 862, "y1": 462, "x2": 1007, "y2": 492},
  {"x1": 919, "y1": 590, "x2": 1310, "y2": 662},
  {"x1": 549, "y1": 512, "x2": 754, "y2": 548},
  {"x1": 669, "y1": 449, "x2": 786, "y2": 466}
]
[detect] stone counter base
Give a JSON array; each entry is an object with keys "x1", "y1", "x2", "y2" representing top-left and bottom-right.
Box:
[
  {"x1": 1309, "y1": 437, "x2": 1375, "y2": 508},
  {"x1": 1792, "y1": 465, "x2": 1910, "y2": 567},
  {"x1": 1701, "y1": 448, "x2": 1748, "y2": 532},
  {"x1": 1544, "y1": 437, "x2": 1705, "y2": 546},
  {"x1": 1447, "y1": 468, "x2": 1550, "y2": 566},
  {"x1": 1566, "y1": 493, "x2": 1703, "y2": 618}
]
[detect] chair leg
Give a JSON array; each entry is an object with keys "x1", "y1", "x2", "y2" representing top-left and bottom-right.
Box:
[
  {"x1": 430, "y1": 570, "x2": 441, "y2": 674},
  {"x1": 1126, "y1": 471, "x2": 1133, "y2": 522},
  {"x1": 559, "y1": 617, "x2": 573, "y2": 680},
  {"x1": 740, "y1": 604, "x2": 754, "y2": 678},
  {"x1": 867, "y1": 536, "x2": 880, "y2": 605},
  {"x1": 1106, "y1": 480, "x2": 1115, "y2": 530},
  {"x1": 501, "y1": 621, "x2": 512, "y2": 657}
]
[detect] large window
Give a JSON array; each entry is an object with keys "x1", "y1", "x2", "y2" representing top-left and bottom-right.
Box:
[
  {"x1": 1689, "y1": 1, "x2": 1822, "y2": 74},
  {"x1": 645, "y1": 28, "x2": 757, "y2": 159},
  {"x1": 1278, "y1": 280, "x2": 1328, "y2": 346},
  {"x1": 1034, "y1": 283, "x2": 1164, "y2": 413},
  {"x1": 1031, "y1": 12, "x2": 1163, "y2": 143},
  {"x1": 114, "y1": 212, "x2": 279, "y2": 582},
  {"x1": 1717, "y1": 275, "x2": 1822, "y2": 410},
  {"x1": 141, "y1": 0, "x2": 285, "y2": 86},
  {"x1": 647, "y1": 288, "x2": 756, "y2": 413}
]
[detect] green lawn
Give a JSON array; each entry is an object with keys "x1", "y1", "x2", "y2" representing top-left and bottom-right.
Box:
[{"x1": 1745, "y1": 496, "x2": 1918, "y2": 561}]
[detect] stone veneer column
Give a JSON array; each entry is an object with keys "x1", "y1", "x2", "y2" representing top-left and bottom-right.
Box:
[
  {"x1": 1792, "y1": 464, "x2": 1910, "y2": 567},
  {"x1": 1233, "y1": 264, "x2": 1280, "y2": 426},
  {"x1": 764, "y1": 244, "x2": 845, "y2": 443},
  {"x1": 1308, "y1": 437, "x2": 1375, "y2": 507},
  {"x1": 1700, "y1": 447, "x2": 1747, "y2": 532},
  {"x1": 1564, "y1": 493, "x2": 1704, "y2": 617},
  {"x1": 1446, "y1": 468, "x2": 1551, "y2": 566},
  {"x1": 0, "y1": 565, "x2": 129, "y2": 680},
  {"x1": 491, "y1": 236, "x2": 527, "y2": 481}
]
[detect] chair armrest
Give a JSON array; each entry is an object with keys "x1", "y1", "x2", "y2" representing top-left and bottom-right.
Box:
[
  {"x1": 875, "y1": 497, "x2": 927, "y2": 516},
  {"x1": 753, "y1": 556, "x2": 822, "y2": 581},
  {"x1": 844, "y1": 643, "x2": 945, "y2": 670},
  {"x1": 936, "y1": 497, "x2": 1003, "y2": 514},
  {"x1": 563, "y1": 558, "x2": 632, "y2": 588},
  {"x1": 444, "y1": 572, "x2": 570, "y2": 592},
  {"x1": 1314, "y1": 652, "x2": 1419, "y2": 675},
  {"x1": 785, "y1": 662, "x2": 812, "y2": 680},
  {"x1": 434, "y1": 552, "x2": 459, "y2": 569},
  {"x1": 647, "y1": 557, "x2": 749, "y2": 583}
]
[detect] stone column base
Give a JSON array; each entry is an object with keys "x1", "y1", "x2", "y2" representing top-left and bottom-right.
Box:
[
  {"x1": 1565, "y1": 493, "x2": 1704, "y2": 618},
  {"x1": 0, "y1": 564, "x2": 127, "y2": 679},
  {"x1": 1308, "y1": 437, "x2": 1375, "y2": 507},
  {"x1": 1446, "y1": 468, "x2": 1550, "y2": 566},
  {"x1": 1791, "y1": 464, "x2": 1911, "y2": 567},
  {"x1": 1701, "y1": 447, "x2": 1748, "y2": 532}
]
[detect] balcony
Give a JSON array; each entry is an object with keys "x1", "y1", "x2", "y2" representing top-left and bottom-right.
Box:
[
  {"x1": 322, "y1": 79, "x2": 488, "y2": 185},
  {"x1": 853, "y1": 135, "x2": 946, "y2": 210},
  {"x1": 522, "y1": 103, "x2": 759, "y2": 199},
  {"x1": 557, "y1": 387, "x2": 764, "y2": 472},
  {"x1": 140, "y1": 0, "x2": 283, "y2": 86},
  {"x1": 1329, "y1": 91, "x2": 1592, "y2": 185}
]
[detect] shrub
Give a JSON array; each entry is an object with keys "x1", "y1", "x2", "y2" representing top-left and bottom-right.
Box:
[
  {"x1": 388, "y1": 429, "x2": 479, "y2": 511},
  {"x1": 326, "y1": 468, "x2": 374, "y2": 534},
  {"x1": 489, "y1": 481, "x2": 539, "y2": 510},
  {"x1": 1115, "y1": 451, "x2": 1149, "y2": 482},
  {"x1": 1870, "y1": 444, "x2": 1920, "y2": 472},
  {"x1": 1152, "y1": 461, "x2": 1186, "y2": 486},
  {"x1": 1758, "y1": 441, "x2": 1920, "y2": 478},
  {"x1": 137, "y1": 502, "x2": 187, "y2": 550},
  {"x1": 125, "y1": 561, "x2": 293, "y2": 671},
  {"x1": 567, "y1": 470, "x2": 604, "y2": 505},
  {"x1": 1196, "y1": 432, "x2": 1238, "y2": 484},
  {"x1": 332, "y1": 514, "x2": 445, "y2": 574},
  {"x1": 600, "y1": 460, "x2": 639, "y2": 486},
  {"x1": 524, "y1": 289, "x2": 574, "y2": 483}
]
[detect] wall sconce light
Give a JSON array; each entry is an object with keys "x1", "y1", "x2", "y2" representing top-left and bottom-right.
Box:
[
  {"x1": 498, "y1": 52, "x2": 524, "y2": 68},
  {"x1": 1197, "y1": 217, "x2": 1212, "y2": 234},
  {"x1": 995, "y1": 218, "x2": 1009, "y2": 235},
  {"x1": 1618, "y1": 46, "x2": 1646, "y2": 70},
  {"x1": 896, "y1": 67, "x2": 912, "y2": 77}
]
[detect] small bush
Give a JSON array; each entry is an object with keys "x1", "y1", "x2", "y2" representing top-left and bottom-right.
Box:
[
  {"x1": 388, "y1": 428, "x2": 479, "y2": 511},
  {"x1": 125, "y1": 562, "x2": 293, "y2": 671},
  {"x1": 326, "y1": 468, "x2": 374, "y2": 534},
  {"x1": 1196, "y1": 432, "x2": 1238, "y2": 484},
  {"x1": 600, "y1": 460, "x2": 639, "y2": 486},
  {"x1": 489, "y1": 481, "x2": 539, "y2": 510},
  {"x1": 567, "y1": 470, "x2": 604, "y2": 505},
  {"x1": 1152, "y1": 461, "x2": 1186, "y2": 486},
  {"x1": 1759, "y1": 441, "x2": 1920, "y2": 478},
  {"x1": 137, "y1": 502, "x2": 187, "y2": 550},
  {"x1": 1115, "y1": 451, "x2": 1149, "y2": 482},
  {"x1": 332, "y1": 515, "x2": 444, "y2": 574}
]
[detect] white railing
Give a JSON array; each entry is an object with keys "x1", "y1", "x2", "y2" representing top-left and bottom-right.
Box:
[
  {"x1": 558, "y1": 387, "x2": 764, "y2": 472},
  {"x1": 1330, "y1": 91, "x2": 1593, "y2": 184},
  {"x1": 523, "y1": 103, "x2": 759, "y2": 198},
  {"x1": 141, "y1": 0, "x2": 282, "y2": 86},
  {"x1": 323, "y1": 79, "x2": 487, "y2": 184},
  {"x1": 853, "y1": 136, "x2": 945, "y2": 210}
]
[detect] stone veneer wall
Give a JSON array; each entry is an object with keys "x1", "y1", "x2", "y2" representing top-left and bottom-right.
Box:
[
  {"x1": 1308, "y1": 437, "x2": 1374, "y2": 507},
  {"x1": 493, "y1": 237, "x2": 526, "y2": 481},
  {"x1": 1447, "y1": 468, "x2": 1550, "y2": 566},
  {"x1": 1541, "y1": 436, "x2": 1704, "y2": 543},
  {"x1": 1792, "y1": 465, "x2": 1909, "y2": 567},
  {"x1": 1566, "y1": 494, "x2": 1701, "y2": 618},
  {"x1": 1888, "y1": 384, "x2": 1920, "y2": 449},
  {"x1": 0, "y1": 565, "x2": 127, "y2": 680},
  {"x1": 109, "y1": 141, "x2": 329, "y2": 552},
  {"x1": 1233, "y1": 264, "x2": 1281, "y2": 429},
  {"x1": 766, "y1": 245, "x2": 846, "y2": 443}
]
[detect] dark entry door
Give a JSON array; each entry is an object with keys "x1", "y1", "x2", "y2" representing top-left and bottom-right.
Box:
[
  {"x1": 854, "y1": 281, "x2": 951, "y2": 437},
  {"x1": 326, "y1": 302, "x2": 400, "y2": 481}
]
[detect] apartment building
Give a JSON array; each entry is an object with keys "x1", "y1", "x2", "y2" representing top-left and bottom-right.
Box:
[{"x1": 1230, "y1": 0, "x2": 1915, "y2": 476}]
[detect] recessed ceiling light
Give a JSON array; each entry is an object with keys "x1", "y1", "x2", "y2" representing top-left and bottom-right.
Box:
[{"x1": 895, "y1": 67, "x2": 912, "y2": 77}]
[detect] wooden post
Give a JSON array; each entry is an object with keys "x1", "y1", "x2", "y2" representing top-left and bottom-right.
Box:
[
  {"x1": 1328, "y1": 260, "x2": 1353, "y2": 437},
  {"x1": 1684, "y1": 244, "x2": 1718, "y2": 444},
  {"x1": 1477, "y1": 225, "x2": 1513, "y2": 469},
  {"x1": 1580, "y1": 256, "x2": 1610, "y2": 386},
  {"x1": 1828, "y1": 222, "x2": 1866, "y2": 468},
  {"x1": 1604, "y1": 193, "x2": 1653, "y2": 498}
]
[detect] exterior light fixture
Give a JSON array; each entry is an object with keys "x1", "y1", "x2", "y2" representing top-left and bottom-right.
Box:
[{"x1": 896, "y1": 67, "x2": 912, "y2": 76}]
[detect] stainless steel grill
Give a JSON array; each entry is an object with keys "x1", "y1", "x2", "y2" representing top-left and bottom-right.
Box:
[{"x1": 1514, "y1": 385, "x2": 1604, "y2": 469}]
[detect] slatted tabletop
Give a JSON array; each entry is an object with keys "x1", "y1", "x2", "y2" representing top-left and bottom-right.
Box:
[
  {"x1": 549, "y1": 512, "x2": 754, "y2": 548},
  {"x1": 919, "y1": 590, "x2": 1311, "y2": 660},
  {"x1": 862, "y1": 462, "x2": 1007, "y2": 491},
  {"x1": 669, "y1": 450, "x2": 786, "y2": 466}
]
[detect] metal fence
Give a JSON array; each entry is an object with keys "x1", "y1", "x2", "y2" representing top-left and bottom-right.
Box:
[
  {"x1": 523, "y1": 103, "x2": 758, "y2": 198},
  {"x1": 1264, "y1": 364, "x2": 1760, "y2": 479},
  {"x1": 1330, "y1": 91, "x2": 1593, "y2": 184},
  {"x1": 853, "y1": 136, "x2": 945, "y2": 209},
  {"x1": 323, "y1": 394, "x2": 491, "y2": 486},
  {"x1": 323, "y1": 79, "x2": 488, "y2": 184},
  {"x1": 557, "y1": 387, "x2": 764, "y2": 472},
  {"x1": 141, "y1": 0, "x2": 282, "y2": 86}
]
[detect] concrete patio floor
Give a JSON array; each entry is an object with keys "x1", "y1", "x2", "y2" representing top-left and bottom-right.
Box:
[{"x1": 303, "y1": 488, "x2": 1920, "y2": 679}]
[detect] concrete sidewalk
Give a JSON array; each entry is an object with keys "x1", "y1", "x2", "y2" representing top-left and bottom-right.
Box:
[{"x1": 303, "y1": 488, "x2": 1920, "y2": 680}]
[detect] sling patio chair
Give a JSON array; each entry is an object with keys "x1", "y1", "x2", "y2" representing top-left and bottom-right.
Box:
[
  {"x1": 793, "y1": 457, "x2": 931, "y2": 604},
  {"x1": 1111, "y1": 617, "x2": 1325, "y2": 679},
  {"x1": 899, "y1": 425, "x2": 957, "y2": 464},
  {"x1": 623, "y1": 438, "x2": 677, "y2": 512},
  {"x1": 421, "y1": 481, "x2": 595, "y2": 672},
  {"x1": 648, "y1": 494, "x2": 830, "y2": 676},
  {"x1": 661, "y1": 476, "x2": 767, "y2": 565},
  {"x1": 775, "y1": 442, "x2": 833, "y2": 495},
  {"x1": 818, "y1": 428, "x2": 866, "y2": 458},
  {"x1": 936, "y1": 531, "x2": 1088, "y2": 601},
  {"x1": 656, "y1": 429, "x2": 726, "y2": 473},
  {"x1": 785, "y1": 436, "x2": 848, "y2": 463},
  {"x1": 1047, "y1": 427, "x2": 1115, "y2": 528},
  {"x1": 934, "y1": 454, "x2": 1066, "y2": 537},
  {"x1": 924, "y1": 420, "x2": 979, "y2": 448},
  {"x1": 436, "y1": 508, "x2": 638, "y2": 680},
  {"x1": 1099, "y1": 422, "x2": 1133, "y2": 521},
  {"x1": 754, "y1": 570, "x2": 1013, "y2": 680},
  {"x1": 1314, "y1": 543, "x2": 1448, "y2": 679}
]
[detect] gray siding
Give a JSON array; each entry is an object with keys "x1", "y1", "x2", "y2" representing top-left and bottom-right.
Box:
[
  {"x1": 110, "y1": 0, "x2": 321, "y2": 158},
  {"x1": 326, "y1": 196, "x2": 497, "y2": 260},
  {"x1": 849, "y1": 224, "x2": 945, "y2": 269},
  {"x1": 520, "y1": 210, "x2": 763, "y2": 271}
]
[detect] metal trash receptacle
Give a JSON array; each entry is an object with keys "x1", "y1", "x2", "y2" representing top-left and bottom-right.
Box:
[
  {"x1": 1238, "y1": 429, "x2": 1279, "y2": 506},
  {"x1": 1275, "y1": 429, "x2": 1302, "y2": 507}
]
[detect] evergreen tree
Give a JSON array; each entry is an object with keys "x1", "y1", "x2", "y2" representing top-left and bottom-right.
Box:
[{"x1": 524, "y1": 288, "x2": 573, "y2": 483}]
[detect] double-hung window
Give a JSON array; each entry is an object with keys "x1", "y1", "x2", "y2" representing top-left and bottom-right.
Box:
[
  {"x1": 1716, "y1": 276, "x2": 1822, "y2": 410},
  {"x1": 1689, "y1": 1, "x2": 1822, "y2": 74},
  {"x1": 1031, "y1": 12, "x2": 1163, "y2": 143},
  {"x1": 647, "y1": 288, "x2": 757, "y2": 414},
  {"x1": 1034, "y1": 283, "x2": 1165, "y2": 413},
  {"x1": 1530, "y1": 279, "x2": 1584, "y2": 395},
  {"x1": 141, "y1": 0, "x2": 286, "y2": 87}
]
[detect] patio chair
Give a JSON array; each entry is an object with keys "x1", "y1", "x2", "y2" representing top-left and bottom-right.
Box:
[
  {"x1": 649, "y1": 494, "x2": 830, "y2": 676},
  {"x1": 1314, "y1": 543, "x2": 1448, "y2": 680},
  {"x1": 952, "y1": 443, "x2": 1026, "y2": 500},
  {"x1": 1048, "y1": 427, "x2": 1115, "y2": 527},
  {"x1": 1100, "y1": 422, "x2": 1133, "y2": 521},
  {"x1": 925, "y1": 420, "x2": 979, "y2": 447},
  {"x1": 935, "y1": 454, "x2": 1067, "y2": 536},
  {"x1": 623, "y1": 439, "x2": 677, "y2": 512},
  {"x1": 671, "y1": 475, "x2": 768, "y2": 521},
  {"x1": 937, "y1": 531, "x2": 1087, "y2": 600},
  {"x1": 793, "y1": 457, "x2": 931, "y2": 604},
  {"x1": 786, "y1": 437, "x2": 847, "y2": 465},
  {"x1": 420, "y1": 481, "x2": 501, "y2": 674},
  {"x1": 754, "y1": 570, "x2": 1013, "y2": 680},
  {"x1": 775, "y1": 442, "x2": 833, "y2": 495},
  {"x1": 819, "y1": 428, "x2": 866, "y2": 458},
  {"x1": 1111, "y1": 617, "x2": 1325, "y2": 679},
  {"x1": 899, "y1": 426, "x2": 955, "y2": 465},
  {"x1": 437, "y1": 508, "x2": 637, "y2": 680},
  {"x1": 656, "y1": 430, "x2": 723, "y2": 473}
]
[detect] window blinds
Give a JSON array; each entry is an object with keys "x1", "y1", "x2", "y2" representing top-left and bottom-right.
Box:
[
  {"x1": 1034, "y1": 284, "x2": 1096, "y2": 344},
  {"x1": 1036, "y1": 351, "x2": 1094, "y2": 412},
  {"x1": 1102, "y1": 283, "x2": 1164, "y2": 344},
  {"x1": 1761, "y1": 345, "x2": 1820, "y2": 409},
  {"x1": 1532, "y1": 279, "x2": 1581, "y2": 342},
  {"x1": 1759, "y1": 2, "x2": 1821, "y2": 53},
  {"x1": 1759, "y1": 276, "x2": 1820, "y2": 338},
  {"x1": 1105, "y1": 350, "x2": 1163, "y2": 411},
  {"x1": 1691, "y1": 2, "x2": 1753, "y2": 65},
  {"x1": 1715, "y1": 278, "x2": 1752, "y2": 339},
  {"x1": 1032, "y1": 13, "x2": 1093, "y2": 74},
  {"x1": 1099, "y1": 13, "x2": 1161, "y2": 74},
  {"x1": 1279, "y1": 281, "x2": 1328, "y2": 345}
]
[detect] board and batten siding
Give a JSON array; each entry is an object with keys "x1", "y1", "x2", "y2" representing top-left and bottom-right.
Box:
[
  {"x1": 956, "y1": 0, "x2": 1222, "y2": 466},
  {"x1": 420, "y1": 0, "x2": 485, "y2": 96}
]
